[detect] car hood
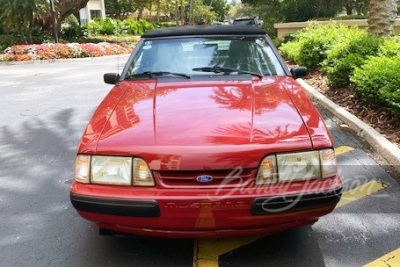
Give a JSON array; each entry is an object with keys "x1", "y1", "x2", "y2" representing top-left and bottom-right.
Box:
[{"x1": 83, "y1": 77, "x2": 315, "y2": 170}]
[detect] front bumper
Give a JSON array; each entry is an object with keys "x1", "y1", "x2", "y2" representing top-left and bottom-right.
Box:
[
  {"x1": 70, "y1": 194, "x2": 160, "y2": 217},
  {"x1": 70, "y1": 175, "x2": 342, "y2": 238}
]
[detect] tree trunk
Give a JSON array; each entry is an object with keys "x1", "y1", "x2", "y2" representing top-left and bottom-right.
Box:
[
  {"x1": 149, "y1": 0, "x2": 153, "y2": 20},
  {"x1": 314, "y1": 0, "x2": 324, "y2": 18},
  {"x1": 20, "y1": 29, "x2": 28, "y2": 45},
  {"x1": 28, "y1": 15, "x2": 34, "y2": 44},
  {"x1": 345, "y1": 1, "x2": 355, "y2": 15},
  {"x1": 138, "y1": 7, "x2": 144, "y2": 19},
  {"x1": 156, "y1": 0, "x2": 160, "y2": 23},
  {"x1": 175, "y1": 1, "x2": 179, "y2": 25},
  {"x1": 180, "y1": 0, "x2": 184, "y2": 25},
  {"x1": 368, "y1": 0, "x2": 397, "y2": 36}
]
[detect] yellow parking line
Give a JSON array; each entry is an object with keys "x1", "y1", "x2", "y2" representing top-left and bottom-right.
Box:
[
  {"x1": 193, "y1": 237, "x2": 259, "y2": 267},
  {"x1": 363, "y1": 247, "x2": 400, "y2": 267},
  {"x1": 335, "y1": 146, "x2": 355, "y2": 156},
  {"x1": 193, "y1": 180, "x2": 387, "y2": 267},
  {"x1": 336, "y1": 180, "x2": 386, "y2": 208},
  {"x1": 192, "y1": 144, "x2": 386, "y2": 267}
]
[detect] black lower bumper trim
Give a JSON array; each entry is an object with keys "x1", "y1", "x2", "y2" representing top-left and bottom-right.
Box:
[
  {"x1": 70, "y1": 194, "x2": 160, "y2": 217},
  {"x1": 251, "y1": 188, "x2": 342, "y2": 216}
]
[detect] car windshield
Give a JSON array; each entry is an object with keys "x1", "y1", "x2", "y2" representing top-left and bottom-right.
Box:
[{"x1": 125, "y1": 37, "x2": 285, "y2": 78}]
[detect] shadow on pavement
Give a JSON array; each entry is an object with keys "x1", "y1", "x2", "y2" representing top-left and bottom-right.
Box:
[{"x1": 220, "y1": 227, "x2": 326, "y2": 267}]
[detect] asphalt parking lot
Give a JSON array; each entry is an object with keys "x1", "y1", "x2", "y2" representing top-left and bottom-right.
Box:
[{"x1": 1, "y1": 56, "x2": 400, "y2": 267}]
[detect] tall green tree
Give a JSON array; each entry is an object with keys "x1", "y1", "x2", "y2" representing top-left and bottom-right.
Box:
[
  {"x1": 193, "y1": 0, "x2": 216, "y2": 24},
  {"x1": 368, "y1": 0, "x2": 398, "y2": 36},
  {"x1": 227, "y1": 1, "x2": 256, "y2": 18},
  {"x1": 40, "y1": 0, "x2": 90, "y2": 34},
  {"x1": 134, "y1": 0, "x2": 148, "y2": 19},
  {"x1": 204, "y1": 0, "x2": 228, "y2": 21},
  {"x1": 105, "y1": 0, "x2": 137, "y2": 19},
  {"x1": 242, "y1": 0, "x2": 347, "y2": 36},
  {"x1": 279, "y1": 0, "x2": 345, "y2": 22},
  {"x1": 343, "y1": 0, "x2": 370, "y2": 15},
  {"x1": 0, "y1": 0, "x2": 47, "y2": 44}
]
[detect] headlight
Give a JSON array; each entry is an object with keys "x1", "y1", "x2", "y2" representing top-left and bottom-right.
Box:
[
  {"x1": 74, "y1": 155, "x2": 90, "y2": 183},
  {"x1": 73, "y1": 155, "x2": 155, "y2": 186},
  {"x1": 277, "y1": 151, "x2": 320, "y2": 182},
  {"x1": 256, "y1": 149, "x2": 337, "y2": 184},
  {"x1": 91, "y1": 156, "x2": 132, "y2": 185}
]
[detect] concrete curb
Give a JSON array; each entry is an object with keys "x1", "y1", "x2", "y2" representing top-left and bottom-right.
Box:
[
  {"x1": 0, "y1": 54, "x2": 131, "y2": 66},
  {"x1": 297, "y1": 78, "x2": 400, "y2": 171}
]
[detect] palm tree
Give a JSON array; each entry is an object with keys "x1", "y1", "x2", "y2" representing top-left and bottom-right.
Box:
[{"x1": 368, "y1": 0, "x2": 398, "y2": 36}]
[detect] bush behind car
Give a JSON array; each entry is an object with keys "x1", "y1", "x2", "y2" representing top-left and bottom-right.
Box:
[{"x1": 280, "y1": 23, "x2": 400, "y2": 119}]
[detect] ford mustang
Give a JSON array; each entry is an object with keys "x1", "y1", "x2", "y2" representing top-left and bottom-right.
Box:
[{"x1": 70, "y1": 25, "x2": 342, "y2": 238}]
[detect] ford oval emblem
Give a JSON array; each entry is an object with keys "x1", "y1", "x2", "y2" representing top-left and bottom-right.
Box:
[{"x1": 196, "y1": 175, "x2": 214, "y2": 183}]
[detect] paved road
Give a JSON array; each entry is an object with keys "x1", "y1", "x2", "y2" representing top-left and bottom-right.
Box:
[{"x1": 0, "y1": 56, "x2": 400, "y2": 267}]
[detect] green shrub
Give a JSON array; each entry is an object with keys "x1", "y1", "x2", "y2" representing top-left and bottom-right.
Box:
[
  {"x1": 155, "y1": 21, "x2": 177, "y2": 28},
  {"x1": 280, "y1": 23, "x2": 350, "y2": 69},
  {"x1": 325, "y1": 31, "x2": 382, "y2": 87},
  {"x1": 351, "y1": 56, "x2": 400, "y2": 118},
  {"x1": 63, "y1": 14, "x2": 80, "y2": 27},
  {"x1": 90, "y1": 18, "x2": 118, "y2": 35},
  {"x1": 88, "y1": 18, "x2": 154, "y2": 36},
  {"x1": 120, "y1": 19, "x2": 140, "y2": 35},
  {"x1": 282, "y1": 32, "x2": 297, "y2": 43},
  {"x1": 280, "y1": 41, "x2": 301, "y2": 62},
  {"x1": 61, "y1": 25, "x2": 88, "y2": 41},
  {"x1": 379, "y1": 36, "x2": 400, "y2": 57},
  {"x1": 61, "y1": 16, "x2": 88, "y2": 41},
  {"x1": 325, "y1": 30, "x2": 380, "y2": 61},
  {"x1": 314, "y1": 15, "x2": 366, "y2": 21},
  {"x1": 0, "y1": 34, "x2": 16, "y2": 52},
  {"x1": 85, "y1": 35, "x2": 140, "y2": 44},
  {"x1": 138, "y1": 19, "x2": 154, "y2": 33},
  {"x1": 272, "y1": 37, "x2": 283, "y2": 48},
  {"x1": 326, "y1": 53, "x2": 365, "y2": 88}
]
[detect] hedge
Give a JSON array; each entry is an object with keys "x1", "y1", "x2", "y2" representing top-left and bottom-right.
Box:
[
  {"x1": 280, "y1": 23, "x2": 352, "y2": 69},
  {"x1": 324, "y1": 32, "x2": 382, "y2": 88},
  {"x1": 88, "y1": 18, "x2": 154, "y2": 36},
  {"x1": 280, "y1": 23, "x2": 400, "y2": 118},
  {"x1": 351, "y1": 56, "x2": 400, "y2": 118}
]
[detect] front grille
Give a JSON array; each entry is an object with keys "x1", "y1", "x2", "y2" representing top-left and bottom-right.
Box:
[{"x1": 154, "y1": 169, "x2": 257, "y2": 189}]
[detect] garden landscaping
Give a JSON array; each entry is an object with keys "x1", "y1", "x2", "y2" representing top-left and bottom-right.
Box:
[
  {"x1": 280, "y1": 23, "x2": 400, "y2": 148},
  {"x1": 0, "y1": 17, "x2": 155, "y2": 62},
  {"x1": 0, "y1": 42, "x2": 134, "y2": 62}
]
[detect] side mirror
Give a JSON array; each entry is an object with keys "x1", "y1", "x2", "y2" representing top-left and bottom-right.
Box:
[
  {"x1": 104, "y1": 73, "x2": 120, "y2": 85},
  {"x1": 291, "y1": 67, "x2": 307, "y2": 79}
]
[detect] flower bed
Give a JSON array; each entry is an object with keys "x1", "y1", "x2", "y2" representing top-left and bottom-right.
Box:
[{"x1": 0, "y1": 42, "x2": 134, "y2": 62}]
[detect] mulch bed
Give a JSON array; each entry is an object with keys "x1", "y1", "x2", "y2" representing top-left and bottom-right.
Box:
[{"x1": 302, "y1": 70, "x2": 400, "y2": 148}]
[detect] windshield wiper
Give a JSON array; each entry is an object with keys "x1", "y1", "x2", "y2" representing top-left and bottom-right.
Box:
[
  {"x1": 126, "y1": 71, "x2": 190, "y2": 79},
  {"x1": 192, "y1": 65, "x2": 263, "y2": 79}
]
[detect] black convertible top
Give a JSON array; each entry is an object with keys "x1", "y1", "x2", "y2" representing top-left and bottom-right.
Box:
[{"x1": 142, "y1": 25, "x2": 267, "y2": 38}]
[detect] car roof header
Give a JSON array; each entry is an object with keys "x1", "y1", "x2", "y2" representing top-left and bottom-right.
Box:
[{"x1": 142, "y1": 25, "x2": 267, "y2": 38}]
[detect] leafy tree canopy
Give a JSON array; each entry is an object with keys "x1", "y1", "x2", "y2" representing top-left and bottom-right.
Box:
[
  {"x1": 105, "y1": 0, "x2": 137, "y2": 19},
  {"x1": 204, "y1": 0, "x2": 228, "y2": 21}
]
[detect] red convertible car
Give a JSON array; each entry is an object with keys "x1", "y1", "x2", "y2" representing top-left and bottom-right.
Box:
[{"x1": 70, "y1": 25, "x2": 342, "y2": 238}]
